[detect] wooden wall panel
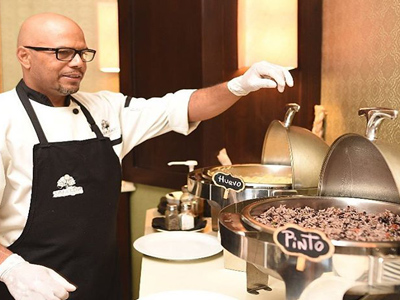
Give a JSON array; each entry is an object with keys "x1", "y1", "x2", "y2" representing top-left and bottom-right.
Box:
[{"x1": 118, "y1": 0, "x2": 322, "y2": 189}]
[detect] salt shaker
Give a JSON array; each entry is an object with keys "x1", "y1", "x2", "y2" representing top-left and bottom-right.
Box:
[
  {"x1": 179, "y1": 202, "x2": 195, "y2": 230},
  {"x1": 165, "y1": 204, "x2": 179, "y2": 230}
]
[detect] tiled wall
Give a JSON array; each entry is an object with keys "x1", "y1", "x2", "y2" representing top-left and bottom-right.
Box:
[
  {"x1": 0, "y1": 0, "x2": 119, "y2": 93},
  {"x1": 321, "y1": 0, "x2": 400, "y2": 145}
]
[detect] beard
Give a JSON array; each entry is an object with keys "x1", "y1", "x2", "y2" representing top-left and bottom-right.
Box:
[{"x1": 58, "y1": 84, "x2": 79, "y2": 95}]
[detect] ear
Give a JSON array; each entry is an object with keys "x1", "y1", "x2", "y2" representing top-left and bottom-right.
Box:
[{"x1": 16, "y1": 46, "x2": 31, "y2": 70}]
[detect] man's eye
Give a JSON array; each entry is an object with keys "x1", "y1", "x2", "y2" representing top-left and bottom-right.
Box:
[{"x1": 59, "y1": 50, "x2": 73, "y2": 56}]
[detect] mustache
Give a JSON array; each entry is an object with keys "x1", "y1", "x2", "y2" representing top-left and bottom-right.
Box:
[{"x1": 60, "y1": 71, "x2": 84, "y2": 78}]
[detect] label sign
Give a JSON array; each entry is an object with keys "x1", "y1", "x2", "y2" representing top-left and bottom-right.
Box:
[
  {"x1": 273, "y1": 223, "x2": 334, "y2": 262},
  {"x1": 212, "y1": 172, "x2": 245, "y2": 199}
]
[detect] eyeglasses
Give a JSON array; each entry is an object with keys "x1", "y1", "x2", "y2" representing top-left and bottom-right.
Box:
[{"x1": 24, "y1": 46, "x2": 96, "y2": 62}]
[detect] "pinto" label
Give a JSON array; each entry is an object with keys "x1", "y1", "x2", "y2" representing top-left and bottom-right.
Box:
[{"x1": 273, "y1": 223, "x2": 335, "y2": 271}]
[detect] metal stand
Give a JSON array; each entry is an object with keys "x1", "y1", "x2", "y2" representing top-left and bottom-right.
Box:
[{"x1": 246, "y1": 263, "x2": 272, "y2": 295}]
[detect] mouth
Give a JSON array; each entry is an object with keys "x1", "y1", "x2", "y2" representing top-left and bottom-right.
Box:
[{"x1": 61, "y1": 73, "x2": 83, "y2": 82}]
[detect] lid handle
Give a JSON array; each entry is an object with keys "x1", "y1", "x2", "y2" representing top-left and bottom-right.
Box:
[
  {"x1": 358, "y1": 107, "x2": 398, "y2": 141},
  {"x1": 283, "y1": 103, "x2": 300, "y2": 128}
]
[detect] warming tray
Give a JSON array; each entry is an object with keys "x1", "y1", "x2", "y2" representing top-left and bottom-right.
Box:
[
  {"x1": 240, "y1": 196, "x2": 400, "y2": 253},
  {"x1": 219, "y1": 196, "x2": 400, "y2": 300}
]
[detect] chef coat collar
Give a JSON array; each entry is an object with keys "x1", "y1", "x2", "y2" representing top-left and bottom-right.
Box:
[{"x1": 18, "y1": 79, "x2": 72, "y2": 107}]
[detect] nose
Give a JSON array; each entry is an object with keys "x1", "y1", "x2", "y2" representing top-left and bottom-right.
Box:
[{"x1": 69, "y1": 52, "x2": 85, "y2": 67}]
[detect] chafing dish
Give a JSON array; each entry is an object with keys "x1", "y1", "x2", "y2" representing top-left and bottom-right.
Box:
[
  {"x1": 187, "y1": 103, "x2": 329, "y2": 230},
  {"x1": 219, "y1": 107, "x2": 400, "y2": 299}
]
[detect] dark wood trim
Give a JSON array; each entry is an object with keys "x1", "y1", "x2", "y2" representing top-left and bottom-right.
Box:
[
  {"x1": 296, "y1": 0, "x2": 323, "y2": 129},
  {"x1": 118, "y1": 0, "x2": 134, "y2": 96}
]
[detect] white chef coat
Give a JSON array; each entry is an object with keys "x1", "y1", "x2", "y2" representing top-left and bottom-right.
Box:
[{"x1": 0, "y1": 87, "x2": 198, "y2": 246}]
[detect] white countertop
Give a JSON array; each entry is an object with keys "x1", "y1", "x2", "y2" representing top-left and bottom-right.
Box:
[{"x1": 136, "y1": 208, "x2": 286, "y2": 300}]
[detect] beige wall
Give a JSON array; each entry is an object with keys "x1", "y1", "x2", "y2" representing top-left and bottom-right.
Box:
[
  {"x1": 321, "y1": 0, "x2": 400, "y2": 145},
  {"x1": 0, "y1": 0, "x2": 119, "y2": 93}
]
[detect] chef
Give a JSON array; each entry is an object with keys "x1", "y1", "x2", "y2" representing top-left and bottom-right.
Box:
[{"x1": 0, "y1": 12, "x2": 293, "y2": 300}]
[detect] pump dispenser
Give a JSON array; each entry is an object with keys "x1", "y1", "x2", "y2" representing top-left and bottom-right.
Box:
[{"x1": 167, "y1": 160, "x2": 198, "y2": 172}]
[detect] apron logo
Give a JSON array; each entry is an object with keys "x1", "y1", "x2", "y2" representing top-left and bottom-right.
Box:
[{"x1": 53, "y1": 174, "x2": 84, "y2": 198}]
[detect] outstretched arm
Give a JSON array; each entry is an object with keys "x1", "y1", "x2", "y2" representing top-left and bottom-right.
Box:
[{"x1": 188, "y1": 61, "x2": 294, "y2": 122}]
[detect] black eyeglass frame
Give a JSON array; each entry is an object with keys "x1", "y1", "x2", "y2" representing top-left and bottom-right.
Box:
[{"x1": 23, "y1": 46, "x2": 97, "y2": 62}]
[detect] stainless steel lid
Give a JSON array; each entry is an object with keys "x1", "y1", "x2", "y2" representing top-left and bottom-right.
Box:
[
  {"x1": 261, "y1": 103, "x2": 329, "y2": 190},
  {"x1": 319, "y1": 108, "x2": 400, "y2": 203}
]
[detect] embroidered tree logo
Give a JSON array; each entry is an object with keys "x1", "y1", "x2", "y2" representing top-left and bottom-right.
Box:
[
  {"x1": 57, "y1": 174, "x2": 76, "y2": 189},
  {"x1": 53, "y1": 174, "x2": 84, "y2": 198}
]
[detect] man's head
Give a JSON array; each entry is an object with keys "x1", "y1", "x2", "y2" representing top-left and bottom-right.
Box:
[{"x1": 17, "y1": 13, "x2": 94, "y2": 106}]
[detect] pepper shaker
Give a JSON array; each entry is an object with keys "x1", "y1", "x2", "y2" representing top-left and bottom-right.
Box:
[{"x1": 165, "y1": 203, "x2": 179, "y2": 230}]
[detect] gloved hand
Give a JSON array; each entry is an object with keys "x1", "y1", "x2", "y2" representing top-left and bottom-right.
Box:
[
  {"x1": 227, "y1": 61, "x2": 294, "y2": 96},
  {"x1": 0, "y1": 254, "x2": 76, "y2": 300}
]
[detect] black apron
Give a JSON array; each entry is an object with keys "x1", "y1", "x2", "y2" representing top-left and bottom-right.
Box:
[{"x1": 0, "y1": 82, "x2": 123, "y2": 299}]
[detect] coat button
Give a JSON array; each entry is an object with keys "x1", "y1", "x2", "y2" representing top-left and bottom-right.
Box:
[{"x1": 73, "y1": 108, "x2": 79, "y2": 114}]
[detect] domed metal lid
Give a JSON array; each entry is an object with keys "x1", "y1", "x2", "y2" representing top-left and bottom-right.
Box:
[
  {"x1": 261, "y1": 103, "x2": 329, "y2": 189},
  {"x1": 319, "y1": 107, "x2": 400, "y2": 203}
]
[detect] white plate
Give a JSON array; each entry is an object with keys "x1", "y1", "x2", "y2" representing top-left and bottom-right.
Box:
[
  {"x1": 138, "y1": 290, "x2": 238, "y2": 300},
  {"x1": 133, "y1": 231, "x2": 223, "y2": 260}
]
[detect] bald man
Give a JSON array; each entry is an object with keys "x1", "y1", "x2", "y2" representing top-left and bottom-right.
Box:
[{"x1": 0, "y1": 13, "x2": 293, "y2": 300}]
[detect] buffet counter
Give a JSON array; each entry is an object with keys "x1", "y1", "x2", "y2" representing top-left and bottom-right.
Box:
[{"x1": 137, "y1": 208, "x2": 286, "y2": 299}]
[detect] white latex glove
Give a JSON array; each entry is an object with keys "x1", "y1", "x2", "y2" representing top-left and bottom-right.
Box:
[
  {"x1": 0, "y1": 254, "x2": 76, "y2": 300},
  {"x1": 227, "y1": 61, "x2": 294, "y2": 96}
]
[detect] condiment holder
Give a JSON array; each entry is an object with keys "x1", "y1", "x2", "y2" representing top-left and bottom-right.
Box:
[{"x1": 152, "y1": 160, "x2": 206, "y2": 232}]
